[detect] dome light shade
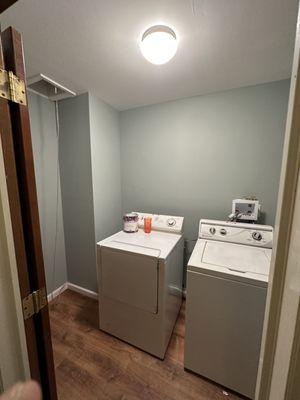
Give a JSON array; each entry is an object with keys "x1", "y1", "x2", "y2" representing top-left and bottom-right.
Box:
[{"x1": 140, "y1": 25, "x2": 178, "y2": 65}]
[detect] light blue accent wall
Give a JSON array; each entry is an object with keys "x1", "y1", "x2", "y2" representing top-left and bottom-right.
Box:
[
  {"x1": 28, "y1": 92, "x2": 68, "y2": 293},
  {"x1": 58, "y1": 93, "x2": 97, "y2": 291},
  {"x1": 58, "y1": 93, "x2": 122, "y2": 292},
  {"x1": 29, "y1": 80, "x2": 290, "y2": 293},
  {"x1": 120, "y1": 80, "x2": 290, "y2": 242},
  {"x1": 89, "y1": 93, "x2": 123, "y2": 243}
]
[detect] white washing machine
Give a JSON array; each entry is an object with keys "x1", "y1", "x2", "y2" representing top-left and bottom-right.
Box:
[
  {"x1": 97, "y1": 212, "x2": 184, "y2": 359},
  {"x1": 184, "y1": 219, "x2": 273, "y2": 399}
]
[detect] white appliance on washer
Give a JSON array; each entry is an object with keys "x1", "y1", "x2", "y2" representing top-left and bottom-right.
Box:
[
  {"x1": 97, "y1": 212, "x2": 184, "y2": 359},
  {"x1": 184, "y1": 219, "x2": 273, "y2": 399}
]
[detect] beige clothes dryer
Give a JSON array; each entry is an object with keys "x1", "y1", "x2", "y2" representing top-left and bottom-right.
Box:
[{"x1": 97, "y1": 213, "x2": 184, "y2": 359}]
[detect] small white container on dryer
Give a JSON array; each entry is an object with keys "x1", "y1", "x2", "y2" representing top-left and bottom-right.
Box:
[{"x1": 123, "y1": 212, "x2": 139, "y2": 233}]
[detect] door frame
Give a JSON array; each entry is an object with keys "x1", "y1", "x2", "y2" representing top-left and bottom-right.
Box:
[
  {"x1": 255, "y1": 3, "x2": 300, "y2": 398},
  {"x1": 0, "y1": 26, "x2": 57, "y2": 399}
]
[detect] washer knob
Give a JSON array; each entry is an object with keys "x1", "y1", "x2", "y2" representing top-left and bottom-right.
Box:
[
  {"x1": 209, "y1": 227, "x2": 216, "y2": 235},
  {"x1": 167, "y1": 218, "x2": 176, "y2": 227},
  {"x1": 252, "y1": 232, "x2": 262, "y2": 241},
  {"x1": 220, "y1": 228, "x2": 227, "y2": 236}
]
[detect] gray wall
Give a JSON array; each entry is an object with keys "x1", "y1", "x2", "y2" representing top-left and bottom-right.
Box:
[
  {"x1": 28, "y1": 92, "x2": 67, "y2": 293},
  {"x1": 58, "y1": 93, "x2": 97, "y2": 292},
  {"x1": 58, "y1": 93, "x2": 122, "y2": 292},
  {"x1": 89, "y1": 93, "x2": 122, "y2": 242},
  {"x1": 29, "y1": 80, "x2": 290, "y2": 293},
  {"x1": 120, "y1": 80, "x2": 290, "y2": 241}
]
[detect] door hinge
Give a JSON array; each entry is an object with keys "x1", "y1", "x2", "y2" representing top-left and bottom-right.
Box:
[
  {"x1": 22, "y1": 287, "x2": 47, "y2": 320},
  {"x1": 0, "y1": 68, "x2": 27, "y2": 105}
]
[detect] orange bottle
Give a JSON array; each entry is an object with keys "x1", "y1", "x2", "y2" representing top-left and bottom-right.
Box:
[{"x1": 144, "y1": 217, "x2": 152, "y2": 233}]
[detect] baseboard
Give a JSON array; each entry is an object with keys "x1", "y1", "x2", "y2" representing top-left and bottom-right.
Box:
[
  {"x1": 48, "y1": 282, "x2": 98, "y2": 302},
  {"x1": 49, "y1": 281, "x2": 181, "y2": 302},
  {"x1": 47, "y1": 282, "x2": 68, "y2": 302},
  {"x1": 66, "y1": 282, "x2": 98, "y2": 300}
]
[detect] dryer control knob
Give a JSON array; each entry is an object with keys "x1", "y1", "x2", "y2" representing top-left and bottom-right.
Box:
[
  {"x1": 209, "y1": 227, "x2": 216, "y2": 235},
  {"x1": 167, "y1": 218, "x2": 176, "y2": 227},
  {"x1": 220, "y1": 228, "x2": 227, "y2": 235},
  {"x1": 252, "y1": 232, "x2": 262, "y2": 241}
]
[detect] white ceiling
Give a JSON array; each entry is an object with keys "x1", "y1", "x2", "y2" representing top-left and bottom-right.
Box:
[{"x1": 1, "y1": 0, "x2": 298, "y2": 110}]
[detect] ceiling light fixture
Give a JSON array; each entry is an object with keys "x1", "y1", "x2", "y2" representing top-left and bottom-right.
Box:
[{"x1": 140, "y1": 25, "x2": 178, "y2": 65}]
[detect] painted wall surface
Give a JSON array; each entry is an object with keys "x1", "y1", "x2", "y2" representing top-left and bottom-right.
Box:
[
  {"x1": 58, "y1": 93, "x2": 97, "y2": 292},
  {"x1": 0, "y1": 141, "x2": 30, "y2": 389},
  {"x1": 28, "y1": 92, "x2": 67, "y2": 293},
  {"x1": 89, "y1": 93, "x2": 122, "y2": 243},
  {"x1": 120, "y1": 80, "x2": 290, "y2": 242},
  {"x1": 30, "y1": 80, "x2": 289, "y2": 293}
]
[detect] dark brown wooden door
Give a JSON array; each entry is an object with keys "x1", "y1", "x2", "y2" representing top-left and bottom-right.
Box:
[
  {"x1": 0, "y1": 26, "x2": 57, "y2": 400},
  {"x1": 0, "y1": 0, "x2": 18, "y2": 13}
]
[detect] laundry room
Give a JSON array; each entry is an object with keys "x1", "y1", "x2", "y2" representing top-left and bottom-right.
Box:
[{"x1": 0, "y1": 1, "x2": 299, "y2": 400}]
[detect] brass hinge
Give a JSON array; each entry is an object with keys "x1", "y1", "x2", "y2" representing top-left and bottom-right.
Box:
[
  {"x1": 22, "y1": 287, "x2": 47, "y2": 320},
  {"x1": 0, "y1": 68, "x2": 27, "y2": 105}
]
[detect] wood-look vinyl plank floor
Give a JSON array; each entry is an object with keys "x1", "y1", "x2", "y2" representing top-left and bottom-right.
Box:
[{"x1": 49, "y1": 290, "x2": 245, "y2": 400}]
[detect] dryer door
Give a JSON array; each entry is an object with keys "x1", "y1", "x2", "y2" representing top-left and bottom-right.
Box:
[{"x1": 100, "y1": 245, "x2": 159, "y2": 314}]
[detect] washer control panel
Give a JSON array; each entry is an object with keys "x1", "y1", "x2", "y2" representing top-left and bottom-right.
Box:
[
  {"x1": 199, "y1": 219, "x2": 273, "y2": 248},
  {"x1": 134, "y1": 212, "x2": 184, "y2": 234}
]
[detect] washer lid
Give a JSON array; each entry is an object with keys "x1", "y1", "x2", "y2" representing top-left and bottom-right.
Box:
[
  {"x1": 203, "y1": 241, "x2": 271, "y2": 275},
  {"x1": 188, "y1": 239, "x2": 272, "y2": 286},
  {"x1": 98, "y1": 229, "x2": 181, "y2": 260}
]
